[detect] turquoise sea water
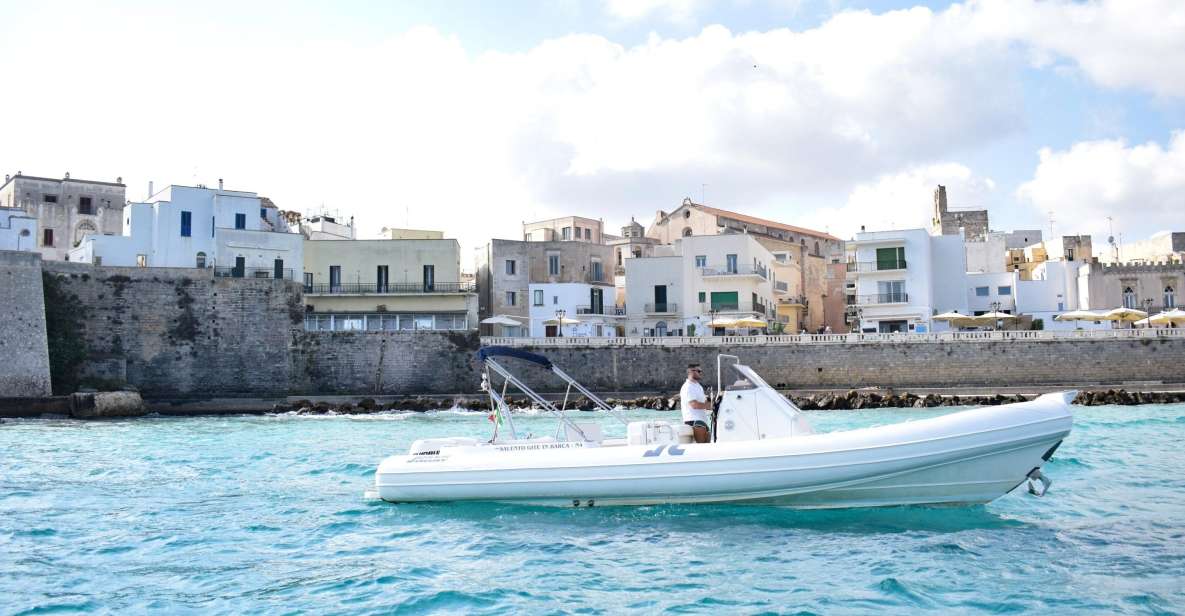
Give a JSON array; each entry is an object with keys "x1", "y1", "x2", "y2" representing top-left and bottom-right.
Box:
[{"x1": 2, "y1": 404, "x2": 1184, "y2": 615}]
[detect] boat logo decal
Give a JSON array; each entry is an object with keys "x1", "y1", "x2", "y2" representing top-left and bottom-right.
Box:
[
  {"x1": 407, "y1": 455, "x2": 447, "y2": 463},
  {"x1": 642, "y1": 445, "x2": 685, "y2": 457}
]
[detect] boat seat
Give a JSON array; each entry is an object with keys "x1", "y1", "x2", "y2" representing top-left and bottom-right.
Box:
[
  {"x1": 677, "y1": 424, "x2": 694, "y2": 444},
  {"x1": 564, "y1": 422, "x2": 604, "y2": 444}
]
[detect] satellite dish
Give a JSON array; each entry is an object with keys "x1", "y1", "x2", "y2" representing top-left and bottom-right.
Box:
[{"x1": 1108, "y1": 236, "x2": 1115, "y2": 245}]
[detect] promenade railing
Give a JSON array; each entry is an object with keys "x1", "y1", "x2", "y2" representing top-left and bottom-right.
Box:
[{"x1": 481, "y1": 327, "x2": 1185, "y2": 347}]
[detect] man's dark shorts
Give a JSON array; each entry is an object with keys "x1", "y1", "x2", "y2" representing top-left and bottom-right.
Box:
[{"x1": 684, "y1": 420, "x2": 709, "y2": 430}]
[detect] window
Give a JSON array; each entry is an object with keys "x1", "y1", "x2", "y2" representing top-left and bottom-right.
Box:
[
  {"x1": 260, "y1": 208, "x2": 267, "y2": 219},
  {"x1": 505, "y1": 259, "x2": 516, "y2": 275},
  {"x1": 975, "y1": 286, "x2": 989, "y2": 297},
  {"x1": 553, "y1": 295, "x2": 558, "y2": 304},
  {"x1": 774, "y1": 253, "x2": 787, "y2": 263},
  {"x1": 574, "y1": 226, "x2": 581, "y2": 239},
  {"x1": 698, "y1": 291, "x2": 706, "y2": 303},
  {"x1": 562, "y1": 227, "x2": 571, "y2": 240},
  {"x1": 998, "y1": 286, "x2": 1012, "y2": 296},
  {"x1": 44, "y1": 194, "x2": 58, "y2": 203},
  {"x1": 1166, "y1": 286, "x2": 1176, "y2": 308},
  {"x1": 303, "y1": 272, "x2": 313, "y2": 288},
  {"x1": 180, "y1": 211, "x2": 192, "y2": 237},
  {"x1": 136, "y1": 254, "x2": 147, "y2": 267},
  {"x1": 585, "y1": 228, "x2": 591, "y2": 240},
  {"x1": 1122, "y1": 287, "x2": 1136, "y2": 309},
  {"x1": 506, "y1": 291, "x2": 516, "y2": 306},
  {"x1": 212, "y1": 216, "x2": 216, "y2": 237},
  {"x1": 878, "y1": 280, "x2": 906, "y2": 303},
  {"x1": 695, "y1": 255, "x2": 707, "y2": 268},
  {"x1": 548, "y1": 254, "x2": 560, "y2": 276},
  {"x1": 591, "y1": 260, "x2": 603, "y2": 281},
  {"x1": 682, "y1": 227, "x2": 692, "y2": 237},
  {"x1": 814, "y1": 241, "x2": 820, "y2": 256},
  {"x1": 616, "y1": 250, "x2": 623, "y2": 266},
  {"x1": 78, "y1": 197, "x2": 93, "y2": 215},
  {"x1": 533, "y1": 290, "x2": 544, "y2": 306},
  {"x1": 196, "y1": 252, "x2": 207, "y2": 268},
  {"x1": 234, "y1": 213, "x2": 246, "y2": 229},
  {"x1": 709, "y1": 291, "x2": 738, "y2": 311},
  {"x1": 875, "y1": 247, "x2": 906, "y2": 270},
  {"x1": 726, "y1": 254, "x2": 738, "y2": 273},
  {"x1": 43, "y1": 229, "x2": 54, "y2": 246}
]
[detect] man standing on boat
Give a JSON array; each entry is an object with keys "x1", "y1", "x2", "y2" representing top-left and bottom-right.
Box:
[{"x1": 681, "y1": 364, "x2": 711, "y2": 443}]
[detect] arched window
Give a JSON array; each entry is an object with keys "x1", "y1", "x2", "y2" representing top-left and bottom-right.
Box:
[
  {"x1": 655, "y1": 321, "x2": 668, "y2": 337},
  {"x1": 73, "y1": 220, "x2": 98, "y2": 247},
  {"x1": 814, "y1": 241, "x2": 820, "y2": 256},
  {"x1": 1166, "y1": 286, "x2": 1176, "y2": 309},
  {"x1": 682, "y1": 227, "x2": 692, "y2": 237},
  {"x1": 196, "y1": 252, "x2": 207, "y2": 268},
  {"x1": 1122, "y1": 287, "x2": 1136, "y2": 309},
  {"x1": 616, "y1": 249, "x2": 622, "y2": 266}
]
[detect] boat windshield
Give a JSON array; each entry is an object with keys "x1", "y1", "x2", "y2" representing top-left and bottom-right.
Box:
[{"x1": 725, "y1": 364, "x2": 772, "y2": 391}]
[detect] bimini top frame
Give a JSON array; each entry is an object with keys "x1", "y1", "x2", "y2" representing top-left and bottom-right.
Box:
[{"x1": 476, "y1": 346, "x2": 628, "y2": 443}]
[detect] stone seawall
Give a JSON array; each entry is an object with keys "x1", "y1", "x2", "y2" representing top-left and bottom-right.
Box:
[
  {"x1": 42, "y1": 261, "x2": 305, "y2": 396},
  {"x1": 0, "y1": 251, "x2": 51, "y2": 396},
  {"x1": 10, "y1": 259, "x2": 1185, "y2": 398},
  {"x1": 496, "y1": 338, "x2": 1185, "y2": 393}
]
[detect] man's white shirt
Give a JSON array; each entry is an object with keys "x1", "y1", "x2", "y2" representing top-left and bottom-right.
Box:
[{"x1": 679, "y1": 380, "x2": 708, "y2": 424}]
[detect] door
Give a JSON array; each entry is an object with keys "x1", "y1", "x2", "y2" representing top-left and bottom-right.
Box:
[
  {"x1": 653, "y1": 285, "x2": 667, "y2": 312},
  {"x1": 878, "y1": 320, "x2": 907, "y2": 333},
  {"x1": 423, "y1": 264, "x2": 435, "y2": 291},
  {"x1": 545, "y1": 325, "x2": 558, "y2": 337},
  {"x1": 655, "y1": 321, "x2": 668, "y2": 337},
  {"x1": 329, "y1": 266, "x2": 341, "y2": 292},
  {"x1": 234, "y1": 256, "x2": 245, "y2": 278},
  {"x1": 590, "y1": 288, "x2": 604, "y2": 314},
  {"x1": 377, "y1": 265, "x2": 389, "y2": 293},
  {"x1": 274, "y1": 258, "x2": 284, "y2": 280}
]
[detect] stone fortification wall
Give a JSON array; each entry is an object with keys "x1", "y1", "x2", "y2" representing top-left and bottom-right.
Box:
[
  {"x1": 293, "y1": 330, "x2": 481, "y2": 395},
  {"x1": 0, "y1": 251, "x2": 52, "y2": 396},
  {"x1": 41, "y1": 261, "x2": 305, "y2": 396}
]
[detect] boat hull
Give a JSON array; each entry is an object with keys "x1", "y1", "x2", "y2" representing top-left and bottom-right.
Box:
[{"x1": 375, "y1": 393, "x2": 1073, "y2": 508}]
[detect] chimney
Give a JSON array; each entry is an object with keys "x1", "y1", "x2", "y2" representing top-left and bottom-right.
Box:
[
  {"x1": 218, "y1": 178, "x2": 224, "y2": 190},
  {"x1": 116, "y1": 176, "x2": 122, "y2": 184},
  {"x1": 64, "y1": 171, "x2": 71, "y2": 180},
  {"x1": 147, "y1": 181, "x2": 154, "y2": 199}
]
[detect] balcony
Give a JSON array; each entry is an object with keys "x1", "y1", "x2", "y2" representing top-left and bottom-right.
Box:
[
  {"x1": 643, "y1": 302, "x2": 679, "y2": 314},
  {"x1": 845, "y1": 260, "x2": 907, "y2": 273},
  {"x1": 576, "y1": 305, "x2": 627, "y2": 316},
  {"x1": 700, "y1": 264, "x2": 767, "y2": 279},
  {"x1": 851, "y1": 293, "x2": 909, "y2": 305},
  {"x1": 303, "y1": 282, "x2": 475, "y2": 295},
  {"x1": 214, "y1": 266, "x2": 295, "y2": 280},
  {"x1": 701, "y1": 302, "x2": 777, "y2": 318},
  {"x1": 777, "y1": 295, "x2": 808, "y2": 307}
]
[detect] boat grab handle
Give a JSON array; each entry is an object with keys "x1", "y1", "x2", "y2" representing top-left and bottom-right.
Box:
[{"x1": 1027, "y1": 468, "x2": 1052, "y2": 497}]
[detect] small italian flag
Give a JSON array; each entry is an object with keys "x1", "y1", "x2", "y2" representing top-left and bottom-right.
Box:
[{"x1": 488, "y1": 407, "x2": 504, "y2": 425}]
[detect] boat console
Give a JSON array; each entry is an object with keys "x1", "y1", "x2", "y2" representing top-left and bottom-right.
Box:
[{"x1": 714, "y1": 357, "x2": 814, "y2": 443}]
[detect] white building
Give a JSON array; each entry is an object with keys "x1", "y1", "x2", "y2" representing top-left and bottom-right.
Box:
[
  {"x1": 527, "y1": 282, "x2": 623, "y2": 337},
  {"x1": 846, "y1": 228, "x2": 968, "y2": 333},
  {"x1": 70, "y1": 184, "x2": 302, "y2": 278},
  {"x1": 625, "y1": 234, "x2": 778, "y2": 336},
  {"x1": 0, "y1": 206, "x2": 38, "y2": 252}
]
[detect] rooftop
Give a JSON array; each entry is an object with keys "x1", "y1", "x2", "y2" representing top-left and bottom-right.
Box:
[
  {"x1": 685, "y1": 200, "x2": 840, "y2": 241},
  {"x1": 1, "y1": 172, "x2": 126, "y2": 192}
]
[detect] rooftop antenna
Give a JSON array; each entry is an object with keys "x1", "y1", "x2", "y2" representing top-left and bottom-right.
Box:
[
  {"x1": 1048, "y1": 211, "x2": 1055, "y2": 239},
  {"x1": 1107, "y1": 216, "x2": 1117, "y2": 262}
]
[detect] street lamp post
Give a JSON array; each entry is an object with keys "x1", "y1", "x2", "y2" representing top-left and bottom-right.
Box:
[
  {"x1": 1143, "y1": 298, "x2": 1155, "y2": 328},
  {"x1": 555, "y1": 308, "x2": 565, "y2": 338},
  {"x1": 989, "y1": 301, "x2": 1001, "y2": 331}
]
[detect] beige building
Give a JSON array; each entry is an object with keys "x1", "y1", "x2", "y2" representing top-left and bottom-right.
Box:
[
  {"x1": 1106, "y1": 231, "x2": 1185, "y2": 265},
  {"x1": 381, "y1": 227, "x2": 444, "y2": 240},
  {"x1": 1009, "y1": 235, "x2": 1094, "y2": 280},
  {"x1": 646, "y1": 198, "x2": 845, "y2": 332},
  {"x1": 0, "y1": 171, "x2": 127, "y2": 261},
  {"x1": 522, "y1": 216, "x2": 605, "y2": 243},
  {"x1": 302, "y1": 236, "x2": 476, "y2": 331},
  {"x1": 475, "y1": 237, "x2": 615, "y2": 336},
  {"x1": 1078, "y1": 262, "x2": 1183, "y2": 313},
  {"x1": 930, "y1": 184, "x2": 989, "y2": 242}
]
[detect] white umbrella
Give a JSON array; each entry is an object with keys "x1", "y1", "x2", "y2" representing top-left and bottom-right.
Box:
[
  {"x1": 932, "y1": 311, "x2": 977, "y2": 328},
  {"x1": 706, "y1": 317, "x2": 738, "y2": 328},
  {"x1": 543, "y1": 316, "x2": 581, "y2": 326},
  {"x1": 1100, "y1": 307, "x2": 1148, "y2": 322},
  {"x1": 731, "y1": 317, "x2": 768, "y2": 328},
  {"x1": 1054, "y1": 310, "x2": 1105, "y2": 322},
  {"x1": 480, "y1": 315, "x2": 523, "y2": 326},
  {"x1": 1136, "y1": 309, "x2": 1185, "y2": 327},
  {"x1": 976, "y1": 311, "x2": 1017, "y2": 320}
]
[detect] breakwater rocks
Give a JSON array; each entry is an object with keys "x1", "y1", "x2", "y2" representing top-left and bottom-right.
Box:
[{"x1": 273, "y1": 389, "x2": 1185, "y2": 415}]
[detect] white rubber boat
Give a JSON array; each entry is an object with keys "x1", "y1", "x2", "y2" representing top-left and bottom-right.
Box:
[{"x1": 375, "y1": 348, "x2": 1072, "y2": 508}]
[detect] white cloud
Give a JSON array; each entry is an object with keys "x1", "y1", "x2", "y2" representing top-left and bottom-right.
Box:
[
  {"x1": 603, "y1": 0, "x2": 704, "y2": 23},
  {"x1": 801, "y1": 163, "x2": 999, "y2": 240},
  {"x1": 1016, "y1": 132, "x2": 1185, "y2": 242}
]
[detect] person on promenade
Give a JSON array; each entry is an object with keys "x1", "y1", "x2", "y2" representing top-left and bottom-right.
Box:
[{"x1": 680, "y1": 363, "x2": 711, "y2": 443}]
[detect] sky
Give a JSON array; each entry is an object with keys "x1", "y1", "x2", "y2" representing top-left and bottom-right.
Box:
[{"x1": 1, "y1": 0, "x2": 1183, "y2": 263}]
